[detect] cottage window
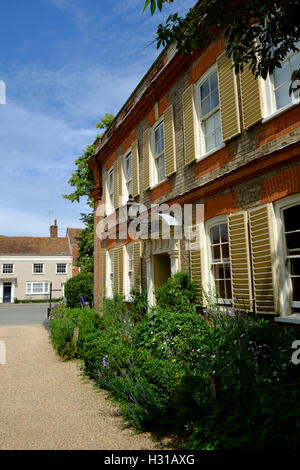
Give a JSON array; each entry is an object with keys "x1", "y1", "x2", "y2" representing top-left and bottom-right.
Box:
[
  {"x1": 153, "y1": 120, "x2": 165, "y2": 184},
  {"x1": 26, "y1": 282, "x2": 49, "y2": 294},
  {"x1": 198, "y1": 67, "x2": 222, "y2": 155},
  {"x1": 124, "y1": 151, "x2": 133, "y2": 199},
  {"x1": 263, "y1": 44, "x2": 300, "y2": 116},
  {"x1": 33, "y1": 263, "x2": 44, "y2": 274},
  {"x1": 56, "y1": 263, "x2": 67, "y2": 274},
  {"x1": 283, "y1": 204, "x2": 300, "y2": 311},
  {"x1": 107, "y1": 168, "x2": 114, "y2": 214},
  {"x1": 2, "y1": 264, "x2": 14, "y2": 274},
  {"x1": 208, "y1": 221, "x2": 232, "y2": 304}
]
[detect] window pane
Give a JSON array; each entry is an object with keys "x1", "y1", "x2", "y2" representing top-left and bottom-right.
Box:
[
  {"x1": 220, "y1": 223, "x2": 228, "y2": 242},
  {"x1": 286, "y1": 233, "x2": 300, "y2": 252},
  {"x1": 284, "y1": 205, "x2": 300, "y2": 232},
  {"x1": 216, "y1": 279, "x2": 225, "y2": 299},
  {"x1": 206, "y1": 113, "x2": 215, "y2": 133},
  {"x1": 275, "y1": 82, "x2": 291, "y2": 109},
  {"x1": 214, "y1": 265, "x2": 224, "y2": 279},
  {"x1": 33, "y1": 283, "x2": 43, "y2": 293},
  {"x1": 210, "y1": 71, "x2": 218, "y2": 92},
  {"x1": 211, "y1": 89, "x2": 219, "y2": 109},
  {"x1": 290, "y1": 258, "x2": 300, "y2": 276},
  {"x1": 211, "y1": 226, "x2": 220, "y2": 244},
  {"x1": 273, "y1": 59, "x2": 290, "y2": 88},
  {"x1": 290, "y1": 51, "x2": 300, "y2": 74},
  {"x1": 224, "y1": 265, "x2": 231, "y2": 279},
  {"x1": 201, "y1": 96, "x2": 211, "y2": 116},
  {"x1": 225, "y1": 279, "x2": 232, "y2": 299},
  {"x1": 291, "y1": 277, "x2": 300, "y2": 302},
  {"x1": 212, "y1": 244, "x2": 221, "y2": 261},
  {"x1": 222, "y1": 243, "x2": 230, "y2": 260},
  {"x1": 201, "y1": 79, "x2": 210, "y2": 99}
]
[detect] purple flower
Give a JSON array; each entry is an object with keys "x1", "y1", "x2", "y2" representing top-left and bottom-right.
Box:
[
  {"x1": 97, "y1": 370, "x2": 102, "y2": 379},
  {"x1": 144, "y1": 409, "x2": 148, "y2": 414}
]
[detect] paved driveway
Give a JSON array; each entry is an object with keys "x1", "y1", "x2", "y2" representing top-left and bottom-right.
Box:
[{"x1": 0, "y1": 304, "x2": 48, "y2": 326}]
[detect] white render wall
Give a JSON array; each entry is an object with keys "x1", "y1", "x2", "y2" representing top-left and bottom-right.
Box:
[{"x1": 0, "y1": 255, "x2": 73, "y2": 302}]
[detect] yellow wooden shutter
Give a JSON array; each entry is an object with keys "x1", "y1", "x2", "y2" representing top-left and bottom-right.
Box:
[
  {"x1": 118, "y1": 246, "x2": 124, "y2": 296},
  {"x1": 240, "y1": 65, "x2": 262, "y2": 129},
  {"x1": 228, "y1": 211, "x2": 253, "y2": 311},
  {"x1": 133, "y1": 242, "x2": 141, "y2": 291},
  {"x1": 183, "y1": 84, "x2": 198, "y2": 165},
  {"x1": 217, "y1": 53, "x2": 241, "y2": 141},
  {"x1": 113, "y1": 161, "x2": 119, "y2": 209},
  {"x1": 163, "y1": 104, "x2": 176, "y2": 176},
  {"x1": 188, "y1": 225, "x2": 203, "y2": 305},
  {"x1": 113, "y1": 248, "x2": 119, "y2": 294},
  {"x1": 132, "y1": 140, "x2": 140, "y2": 198},
  {"x1": 143, "y1": 128, "x2": 151, "y2": 191},
  {"x1": 248, "y1": 205, "x2": 277, "y2": 314}
]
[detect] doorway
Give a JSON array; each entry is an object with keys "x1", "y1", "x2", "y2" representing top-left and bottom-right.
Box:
[
  {"x1": 3, "y1": 283, "x2": 12, "y2": 303},
  {"x1": 153, "y1": 253, "x2": 171, "y2": 289}
]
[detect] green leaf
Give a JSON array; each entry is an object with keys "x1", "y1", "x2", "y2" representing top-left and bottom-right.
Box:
[{"x1": 150, "y1": 0, "x2": 156, "y2": 15}]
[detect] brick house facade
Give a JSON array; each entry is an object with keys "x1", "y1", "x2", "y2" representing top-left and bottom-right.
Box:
[{"x1": 89, "y1": 36, "x2": 300, "y2": 325}]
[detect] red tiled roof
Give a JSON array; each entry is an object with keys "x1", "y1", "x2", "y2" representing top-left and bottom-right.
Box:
[
  {"x1": 0, "y1": 237, "x2": 71, "y2": 256},
  {"x1": 66, "y1": 228, "x2": 83, "y2": 245}
]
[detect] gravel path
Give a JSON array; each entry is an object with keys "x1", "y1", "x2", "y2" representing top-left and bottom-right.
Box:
[{"x1": 0, "y1": 324, "x2": 176, "y2": 450}]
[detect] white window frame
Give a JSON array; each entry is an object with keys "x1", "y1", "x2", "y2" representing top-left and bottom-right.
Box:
[
  {"x1": 32, "y1": 263, "x2": 44, "y2": 275},
  {"x1": 262, "y1": 46, "x2": 300, "y2": 120},
  {"x1": 124, "y1": 150, "x2": 133, "y2": 202},
  {"x1": 274, "y1": 194, "x2": 300, "y2": 316},
  {"x1": 107, "y1": 167, "x2": 114, "y2": 214},
  {"x1": 125, "y1": 243, "x2": 134, "y2": 300},
  {"x1": 56, "y1": 263, "x2": 67, "y2": 274},
  {"x1": 196, "y1": 64, "x2": 223, "y2": 160},
  {"x1": 2, "y1": 264, "x2": 14, "y2": 275},
  {"x1": 205, "y1": 216, "x2": 232, "y2": 306},
  {"x1": 26, "y1": 281, "x2": 49, "y2": 295},
  {"x1": 151, "y1": 118, "x2": 166, "y2": 187},
  {"x1": 106, "y1": 249, "x2": 114, "y2": 298}
]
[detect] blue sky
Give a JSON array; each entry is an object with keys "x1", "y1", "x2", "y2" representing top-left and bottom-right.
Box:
[{"x1": 0, "y1": 0, "x2": 195, "y2": 237}]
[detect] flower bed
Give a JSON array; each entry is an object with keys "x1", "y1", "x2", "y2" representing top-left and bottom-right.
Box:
[{"x1": 48, "y1": 275, "x2": 300, "y2": 450}]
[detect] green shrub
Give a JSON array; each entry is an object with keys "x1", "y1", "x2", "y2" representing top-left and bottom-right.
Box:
[
  {"x1": 64, "y1": 272, "x2": 93, "y2": 308},
  {"x1": 50, "y1": 316, "x2": 76, "y2": 359},
  {"x1": 49, "y1": 306, "x2": 101, "y2": 359},
  {"x1": 184, "y1": 310, "x2": 300, "y2": 450},
  {"x1": 130, "y1": 288, "x2": 148, "y2": 322},
  {"x1": 154, "y1": 271, "x2": 196, "y2": 309},
  {"x1": 47, "y1": 295, "x2": 300, "y2": 450}
]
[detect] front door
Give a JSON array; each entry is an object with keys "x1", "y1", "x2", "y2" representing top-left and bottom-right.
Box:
[{"x1": 3, "y1": 283, "x2": 12, "y2": 303}]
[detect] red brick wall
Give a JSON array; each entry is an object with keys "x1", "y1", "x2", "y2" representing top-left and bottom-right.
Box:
[
  {"x1": 260, "y1": 166, "x2": 300, "y2": 204},
  {"x1": 205, "y1": 191, "x2": 238, "y2": 221},
  {"x1": 188, "y1": 38, "x2": 225, "y2": 84}
]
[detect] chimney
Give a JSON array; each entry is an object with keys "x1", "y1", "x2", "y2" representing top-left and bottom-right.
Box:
[{"x1": 50, "y1": 219, "x2": 58, "y2": 238}]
